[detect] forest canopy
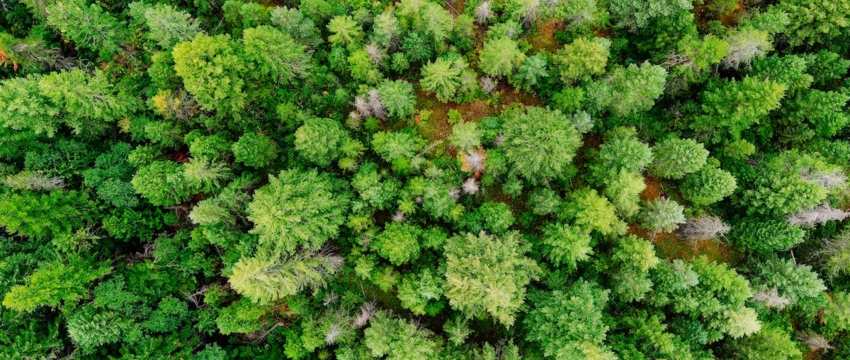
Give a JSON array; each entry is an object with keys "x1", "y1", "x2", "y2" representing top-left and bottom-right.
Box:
[{"x1": 3, "y1": 0, "x2": 850, "y2": 358}]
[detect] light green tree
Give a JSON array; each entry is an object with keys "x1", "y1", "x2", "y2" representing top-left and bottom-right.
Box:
[
  {"x1": 554, "y1": 37, "x2": 610, "y2": 83},
  {"x1": 650, "y1": 138, "x2": 709, "y2": 180},
  {"x1": 229, "y1": 250, "x2": 343, "y2": 304},
  {"x1": 479, "y1": 37, "x2": 526, "y2": 78},
  {"x1": 247, "y1": 169, "x2": 350, "y2": 255},
  {"x1": 443, "y1": 231, "x2": 540, "y2": 326},
  {"x1": 172, "y1": 34, "x2": 246, "y2": 114},
  {"x1": 243, "y1": 25, "x2": 311, "y2": 84},
  {"x1": 501, "y1": 107, "x2": 582, "y2": 185}
]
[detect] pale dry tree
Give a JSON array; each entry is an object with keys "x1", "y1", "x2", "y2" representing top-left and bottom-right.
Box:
[
  {"x1": 520, "y1": 0, "x2": 541, "y2": 28},
  {"x1": 352, "y1": 301, "x2": 378, "y2": 329},
  {"x1": 752, "y1": 288, "x2": 791, "y2": 310},
  {"x1": 368, "y1": 89, "x2": 387, "y2": 120},
  {"x1": 462, "y1": 178, "x2": 480, "y2": 195},
  {"x1": 801, "y1": 168, "x2": 847, "y2": 190},
  {"x1": 347, "y1": 110, "x2": 363, "y2": 129},
  {"x1": 325, "y1": 324, "x2": 343, "y2": 345},
  {"x1": 4, "y1": 171, "x2": 64, "y2": 191},
  {"x1": 797, "y1": 331, "x2": 833, "y2": 352},
  {"x1": 323, "y1": 291, "x2": 339, "y2": 306},
  {"x1": 449, "y1": 187, "x2": 462, "y2": 200},
  {"x1": 493, "y1": 133, "x2": 504, "y2": 146},
  {"x1": 392, "y1": 210, "x2": 406, "y2": 222},
  {"x1": 787, "y1": 204, "x2": 850, "y2": 227},
  {"x1": 678, "y1": 216, "x2": 731, "y2": 247},
  {"x1": 353, "y1": 96, "x2": 373, "y2": 117},
  {"x1": 461, "y1": 149, "x2": 487, "y2": 172},
  {"x1": 722, "y1": 28, "x2": 771, "y2": 69},
  {"x1": 480, "y1": 76, "x2": 497, "y2": 94},
  {"x1": 364, "y1": 42, "x2": 385, "y2": 65},
  {"x1": 475, "y1": 1, "x2": 492, "y2": 25}
]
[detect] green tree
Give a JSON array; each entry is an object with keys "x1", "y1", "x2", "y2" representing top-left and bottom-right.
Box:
[
  {"x1": 327, "y1": 15, "x2": 362, "y2": 47},
  {"x1": 501, "y1": 107, "x2": 582, "y2": 185},
  {"x1": 604, "y1": 170, "x2": 646, "y2": 218},
  {"x1": 269, "y1": 7, "x2": 322, "y2": 47},
  {"x1": 420, "y1": 57, "x2": 463, "y2": 102},
  {"x1": 739, "y1": 151, "x2": 829, "y2": 216},
  {"x1": 724, "y1": 325, "x2": 802, "y2": 360},
  {"x1": 524, "y1": 280, "x2": 616, "y2": 359},
  {"x1": 640, "y1": 198, "x2": 686, "y2": 234},
  {"x1": 172, "y1": 34, "x2": 246, "y2": 114},
  {"x1": 650, "y1": 138, "x2": 709, "y2": 180},
  {"x1": 680, "y1": 165, "x2": 737, "y2": 206},
  {"x1": 45, "y1": 0, "x2": 124, "y2": 58},
  {"x1": 229, "y1": 250, "x2": 343, "y2": 304},
  {"x1": 448, "y1": 121, "x2": 481, "y2": 152},
  {"x1": 372, "y1": 223, "x2": 421, "y2": 265},
  {"x1": 561, "y1": 188, "x2": 628, "y2": 236},
  {"x1": 609, "y1": 0, "x2": 692, "y2": 30},
  {"x1": 377, "y1": 80, "x2": 416, "y2": 118},
  {"x1": 513, "y1": 53, "x2": 549, "y2": 91},
  {"x1": 542, "y1": 223, "x2": 592, "y2": 271},
  {"x1": 607, "y1": 62, "x2": 668, "y2": 117},
  {"x1": 554, "y1": 37, "x2": 610, "y2": 83},
  {"x1": 232, "y1": 132, "x2": 280, "y2": 168},
  {"x1": 479, "y1": 37, "x2": 525, "y2": 78},
  {"x1": 750, "y1": 256, "x2": 826, "y2": 304},
  {"x1": 247, "y1": 169, "x2": 350, "y2": 255},
  {"x1": 132, "y1": 161, "x2": 197, "y2": 207},
  {"x1": 588, "y1": 127, "x2": 653, "y2": 186},
  {"x1": 730, "y1": 217, "x2": 805, "y2": 253},
  {"x1": 83, "y1": 143, "x2": 138, "y2": 208},
  {"x1": 128, "y1": 2, "x2": 200, "y2": 49},
  {"x1": 0, "y1": 75, "x2": 60, "y2": 136},
  {"x1": 693, "y1": 77, "x2": 786, "y2": 142},
  {"x1": 611, "y1": 235, "x2": 660, "y2": 302},
  {"x1": 443, "y1": 231, "x2": 540, "y2": 326},
  {"x1": 3, "y1": 257, "x2": 111, "y2": 312},
  {"x1": 294, "y1": 117, "x2": 349, "y2": 167},
  {"x1": 243, "y1": 25, "x2": 311, "y2": 84},
  {"x1": 363, "y1": 311, "x2": 442, "y2": 360},
  {"x1": 780, "y1": 0, "x2": 850, "y2": 47}
]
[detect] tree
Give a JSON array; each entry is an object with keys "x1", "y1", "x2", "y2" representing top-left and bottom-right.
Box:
[
  {"x1": 377, "y1": 80, "x2": 416, "y2": 118},
  {"x1": 45, "y1": 0, "x2": 124, "y2": 59},
  {"x1": 604, "y1": 170, "x2": 645, "y2": 218},
  {"x1": 172, "y1": 34, "x2": 246, "y2": 114},
  {"x1": 448, "y1": 121, "x2": 481, "y2": 152},
  {"x1": 247, "y1": 169, "x2": 350, "y2": 255},
  {"x1": 443, "y1": 231, "x2": 540, "y2": 326},
  {"x1": 609, "y1": 0, "x2": 693, "y2": 30},
  {"x1": 501, "y1": 107, "x2": 582, "y2": 184},
  {"x1": 739, "y1": 151, "x2": 829, "y2": 216},
  {"x1": 524, "y1": 280, "x2": 616, "y2": 359},
  {"x1": 372, "y1": 11, "x2": 401, "y2": 48},
  {"x1": 681, "y1": 166, "x2": 737, "y2": 206},
  {"x1": 611, "y1": 235, "x2": 660, "y2": 302},
  {"x1": 371, "y1": 131, "x2": 422, "y2": 166},
  {"x1": 420, "y1": 57, "x2": 463, "y2": 102},
  {"x1": 561, "y1": 188, "x2": 628, "y2": 236},
  {"x1": 132, "y1": 161, "x2": 197, "y2": 206},
  {"x1": 479, "y1": 37, "x2": 526, "y2": 78},
  {"x1": 588, "y1": 127, "x2": 653, "y2": 186},
  {"x1": 780, "y1": 0, "x2": 850, "y2": 47},
  {"x1": 229, "y1": 249, "x2": 343, "y2": 304},
  {"x1": 269, "y1": 7, "x2": 322, "y2": 47},
  {"x1": 724, "y1": 325, "x2": 802, "y2": 360},
  {"x1": 183, "y1": 156, "x2": 232, "y2": 193},
  {"x1": 693, "y1": 77, "x2": 785, "y2": 142},
  {"x1": 372, "y1": 223, "x2": 421, "y2": 265},
  {"x1": 83, "y1": 143, "x2": 138, "y2": 208},
  {"x1": 0, "y1": 75, "x2": 60, "y2": 136},
  {"x1": 327, "y1": 16, "x2": 362, "y2": 47},
  {"x1": 650, "y1": 138, "x2": 708, "y2": 180},
  {"x1": 513, "y1": 54, "x2": 549, "y2": 91},
  {"x1": 750, "y1": 256, "x2": 826, "y2": 304},
  {"x1": 243, "y1": 25, "x2": 310, "y2": 84},
  {"x1": 232, "y1": 132, "x2": 280, "y2": 168},
  {"x1": 729, "y1": 217, "x2": 805, "y2": 253},
  {"x1": 722, "y1": 28, "x2": 772, "y2": 69},
  {"x1": 3, "y1": 257, "x2": 111, "y2": 312},
  {"x1": 607, "y1": 62, "x2": 667, "y2": 117},
  {"x1": 462, "y1": 202, "x2": 516, "y2": 234},
  {"x1": 295, "y1": 117, "x2": 349, "y2": 167},
  {"x1": 553, "y1": 37, "x2": 610, "y2": 83},
  {"x1": 542, "y1": 223, "x2": 592, "y2": 271},
  {"x1": 363, "y1": 311, "x2": 442, "y2": 360},
  {"x1": 129, "y1": 2, "x2": 200, "y2": 49},
  {"x1": 640, "y1": 198, "x2": 686, "y2": 234}
]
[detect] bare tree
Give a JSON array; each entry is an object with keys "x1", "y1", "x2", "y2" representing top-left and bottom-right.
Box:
[
  {"x1": 752, "y1": 288, "x2": 791, "y2": 309},
  {"x1": 801, "y1": 168, "x2": 847, "y2": 190},
  {"x1": 475, "y1": 1, "x2": 492, "y2": 25},
  {"x1": 678, "y1": 216, "x2": 731, "y2": 246},
  {"x1": 364, "y1": 42, "x2": 385, "y2": 65},
  {"x1": 480, "y1": 77, "x2": 497, "y2": 94},
  {"x1": 462, "y1": 178, "x2": 480, "y2": 195},
  {"x1": 368, "y1": 89, "x2": 387, "y2": 120},
  {"x1": 352, "y1": 301, "x2": 377, "y2": 329},
  {"x1": 5, "y1": 171, "x2": 64, "y2": 191},
  {"x1": 325, "y1": 324, "x2": 343, "y2": 345},
  {"x1": 797, "y1": 331, "x2": 833, "y2": 352},
  {"x1": 787, "y1": 204, "x2": 850, "y2": 227}
]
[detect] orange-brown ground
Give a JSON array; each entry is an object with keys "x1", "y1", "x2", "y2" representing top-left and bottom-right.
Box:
[{"x1": 529, "y1": 20, "x2": 564, "y2": 52}]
